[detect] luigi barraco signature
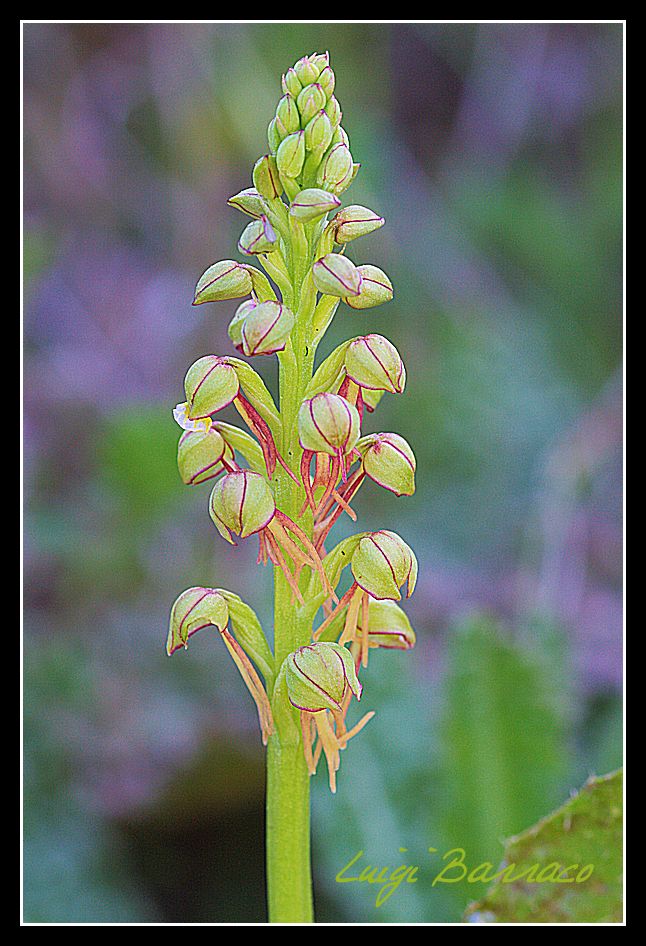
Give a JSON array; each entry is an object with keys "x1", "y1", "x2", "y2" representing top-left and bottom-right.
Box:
[{"x1": 336, "y1": 848, "x2": 595, "y2": 908}]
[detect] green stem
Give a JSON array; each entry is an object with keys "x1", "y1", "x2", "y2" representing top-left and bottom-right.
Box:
[{"x1": 265, "y1": 218, "x2": 316, "y2": 923}]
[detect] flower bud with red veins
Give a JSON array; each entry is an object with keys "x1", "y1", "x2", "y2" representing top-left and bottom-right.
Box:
[
  {"x1": 193, "y1": 260, "x2": 253, "y2": 305},
  {"x1": 228, "y1": 299, "x2": 257, "y2": 352},
  {"x1": 304, "y1": 110, "x2": 334, "y2": 155},
  {"x1": 357, "y1": 599, "x2": 416, "y2": 651},
  {"x1": 324, "y1": 95, "x2": 342, "y2": 130},
  {"x1": 317, "y1": 65, "x2": 335, "y2": 100},
  {"x1": 227, "y1": 187, "x2": 267, "y2": 219},
  {"x1": 238, "y1": 215, "x2": 277, "y2": 256},
  {"x1": 209, "y1": 470, "x2": 276, "y2": 544},
  {"x1": 298, "y1": 393, "x2": 360, "y2": 458},
  {"x1": 344, "y1": 265, "x2": 393, "y2": 309},
  {"x1": 317, "y1": 142, "x2": 353, "y2": 193},
  {"x1": 351, "y1": 530, "x2": 418, "y2": 601},
  {"x1": 290, "y1": 188, "x2": 341, "y2": 222},
  {"x1": 312, "y1": 253, "x2": 362, "y2": 297},
  {"x1": 167, "y1": 587, "x2": 229, "y2": 655},
  {"x1": 241, "y1": 301, "x2": 295, "y2": 357},
  {"x1": 183, "y1": 355, "x2": 240, "y2": 420},
  {"x1": 345, "y1": 334, "x2": 406, "y2": 393},
  {"x1": 276, "y1": 130, "x2": 306, "y2": 179},
  {"x1": 282, "y1": 67, "x2": 302, "y2": 97},
  {"x1": 275, "y1": 93, "x2": 300, "y2": 138},
  {"x1": 294, "y1": 55, "x2": 320, "y2": 85},
  {"x1": 177, "y1": 428, "x2": 234, "y2": 485},
  {"x1": 252, "y1": 155, "x2": 282, "y2": 200},
  {"x1": 330, "y1": 205, "x2": 385, "y2": 244},
  {"x1": 286, "y1": 642, "x2": 361, "y2": 714},
  {"x1": 356, "y1": 432, "x2": 416, "y2": 496},
  {"x1": 297, "y1": 83, "x2": 326, "y2": 125}
]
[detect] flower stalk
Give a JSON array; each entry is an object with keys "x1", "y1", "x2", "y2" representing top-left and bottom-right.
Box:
[{"x1": 167, "y1": 51, "x2": 418, "y2": 924}]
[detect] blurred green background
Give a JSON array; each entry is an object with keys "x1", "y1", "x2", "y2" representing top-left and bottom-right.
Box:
[{"x1": 23, "y1": 22, "x2": 623, "y2": 922}]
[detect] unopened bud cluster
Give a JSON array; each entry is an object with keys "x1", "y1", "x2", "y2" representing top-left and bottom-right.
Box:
[{"x1": 168, "y1": 52, "x2": 419, "y2": 795}]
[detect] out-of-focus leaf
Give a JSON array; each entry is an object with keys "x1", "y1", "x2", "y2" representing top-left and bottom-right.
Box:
[
  {"x1": 464, "y1": 769, "x2": 623, "y2": 923},
  {"x1": 437, "y1": 617, "x2": 570, "y2": 867},
  {"x1": 98, "y1": 405, "x2": 181, "y2": 523}
]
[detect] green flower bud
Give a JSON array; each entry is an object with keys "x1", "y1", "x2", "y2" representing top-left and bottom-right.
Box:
[
  {"x1": 177, "y1": 427, "x2": 233, "y2": 485},
  {"x1": 294, "y1": 55, "x2": 320, "y2": 85},
  {"x1": 317, "y1": 65, "x2": 335, "y2": 100},
  {"x1": 289, "y1": 188, "x2": 341, "y2": 222},
  {"x1": 331, "y1": 125, "x2": 349, "y2": 148},
  {"x1": 282, "y1": 67, "x2": 302, "y2": 97},
  {"x1": 345, "y1": 334, "x2": 406, "y2": 393},
  {"x1": 275, "y1": 93, "x2": 301, "y2": 137},
  {"x1": 238, "y1": 215, "x2": 277, "y2": 256},
  {"x1": 351, "y1": 530, "x2": 418, "y2": 601},
  {"x1": 310, "y1": 51, "x2": 330, "y2": 73},
  {"x1": 227, "y1": 187, "x2": 267, "y2": 219},
  {"x1": 184, "y1": 355, "x2": 240, "y2": 419},
  {"x1": 267, "y1": 118, "x2": 282, "y2": 154},
  {"x1": 297, "y1": 83, "x2": 326, "y2": 125},
  {"x1": 276, "y1": 130, "x2": 306, "y2": 179},
  {"x1": 324, "y1": 95, "x2": 342, "y2": 130},
  {"x1": 167, "y1": 587, "x2": 229, "y2": 655},
  {"x1": 356, "y1": 432, "x2": 416, "y2": 496},
  {"x1": 312, "y1": 253, "x2": 362, "y2": 297},
  {"x1": 344, "y1": 265, "x2": 393, "y2": 309},
  {"x1": 330, "y1": 205, "x2": 385, "y2": 244},
  {"x1": 317, "y1": 142, "x2": 353, "y2": 193},
  {"x1": 209, "y1": 470, "x2": 276, "y2": 544},
  {"x1": 285, "y1": 642, "x2": 361, "y2": 713},
  {"x1": 252, "y1": 154, "x2": 281, "y2": 200},
  {"x1": 304, "y1": 110, "x2": 334, "y2": 155},
  {"x1": 298, "y1": 392, "x2": 360, "y2": 457},
  {"x1": 228, "y1": 299, "x2": 257, "y2": 352},
  {"x1": 241, "y1": 301, "x2": 295, "y2": 357},
  {"x1": 356, "y1": 599, "x2": 416, "y2": 651},
  {"x1": 193, "y1": 260, "x2": 253, "y2": 305}
]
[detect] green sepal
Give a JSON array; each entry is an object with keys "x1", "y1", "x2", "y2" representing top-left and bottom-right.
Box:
[
  {"x1": 306, "y1": 339, "x2": 355, "y2": 397},
  {"x1": 216, "y1": 589, "x2": 274, "y2": 685},
  {"x1": 211, "y1": 421, "x2": 267, "y2": 476},
  {"x1": 224, "y1": 357, "x2": 281, "y2": 434}
]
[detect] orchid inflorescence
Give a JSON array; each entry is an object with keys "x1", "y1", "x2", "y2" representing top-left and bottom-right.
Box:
[{"x1": 168, "y1": 51, "x2": 418, "y2": 794}]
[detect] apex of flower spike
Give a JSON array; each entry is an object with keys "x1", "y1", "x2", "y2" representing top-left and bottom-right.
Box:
[
  {"x1": 286, "y1": 642, "x2": 361, "y2": 713},
  {"x1": 193, "y1": 260, "x2": 253, "y2": 305},
  {"x1": 209, "y1": 470, "x2": 276, "y2": 544},
  {"x1": 167, "y1": 587, "x2": 229, "y2": 655},
  {"x1": 351, "y1": 530, "x2": 418, "y2": 601}
]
